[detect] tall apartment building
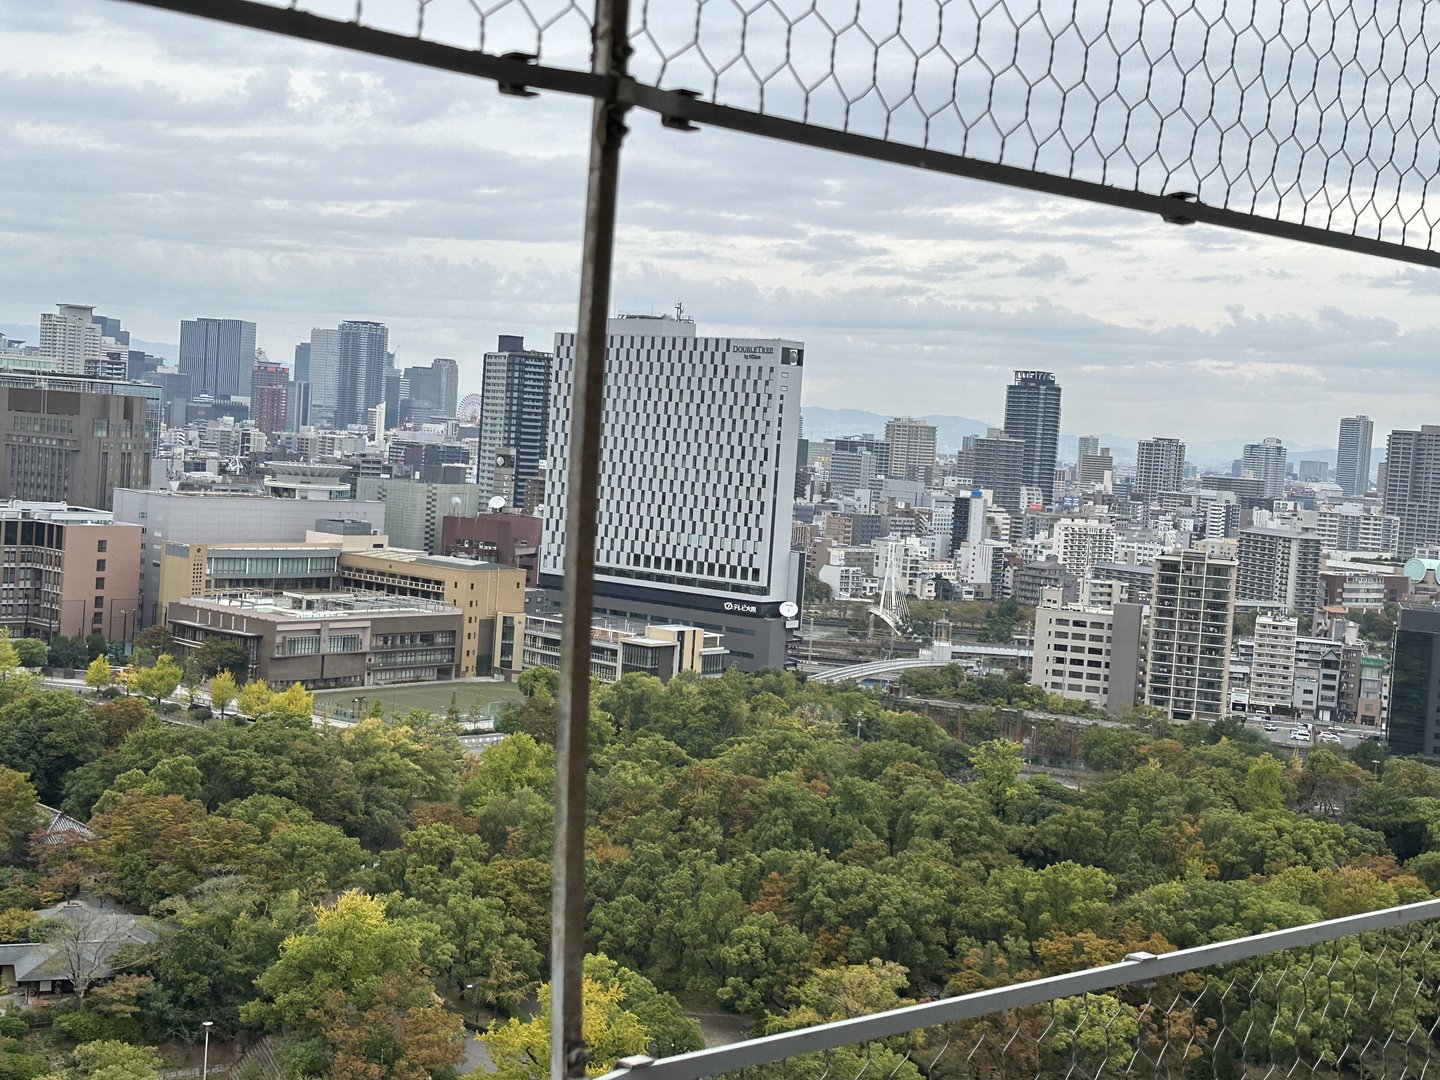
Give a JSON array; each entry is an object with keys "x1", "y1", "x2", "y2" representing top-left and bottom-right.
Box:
[
  {"x1": 1382, "y1": 426, "x2": 1440, "y2": 558},
  {"x1": 39, "y1": 304, "x2": 102, "y2": 376},
  {"x1": 0, "y1": 504, "x2": 141, "y2": 641},
  {"x1": 1030, "y1": 587, "x2": 1144, "y2": 713},
  {"x1": 337, "y1": 320, "x2": 390, "y2": 429},
  {"x1": 1134, "y1": 436, "x2": 1187, "y2": 500},
  {"x1": 1053, "y1": 518, "x2": 1117, "y2": 580},
  {"x1": 1242, "y1": 437, "x2": 1288, "y2": 499},
  {"x1": 0, "y1": 378, "x2": 157, "y2": 510},
  {"x1": 539, "y1": 315, "x2": 803, "y2": 670},
  {"x1": 477, "y1": 337, "x2": 553, "y2": 505},
  {"x1": 970, "y1": 432, "x2": 1026, "y2": 511},
  {"x1": 1144, "y1": 549, "x2": 1236, "y2": 721},
  {"x1": 1314, "y1": 505, "x2": 1399, "y2": 554},
  {"x1": 1250, "y1": 614, "x2": 1298, "y2": 709},
  {"x1": 250, "y1": 361, "x2": 288, "y2": 401},
  {"x1": 1003, "y1": 371, "x2": 1062, "y2": 506},
  {"x1": 1335, "y1": 415, "x2": 1374, "y2": 498},
  {"x1": 1236, "y1": 527, "x2": 1322, "y2": 615},
  {"x1": 1077, "y1": 435, "x2": 1099, "y2": 461},
  {"x1": 179, "y1": 318, "x2": 256, "y2": 400},
  {"x1": 884, "y1": 417, "x2": 937, "y2": 483}
]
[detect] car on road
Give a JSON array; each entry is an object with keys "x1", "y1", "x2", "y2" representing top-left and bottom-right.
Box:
[
  {"x1": 1262, "y1": 721, "x2": 1278, "y2": 731},
  {"x1": 1289, "y1": 729, "x2": 1310, "y2": 741},
  {"x1": 1319, "y1": 731, "x2": 1342, "y2": 744}
]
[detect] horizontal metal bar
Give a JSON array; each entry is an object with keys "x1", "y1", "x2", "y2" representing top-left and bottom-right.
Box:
[
  {"x1": 625, "y1": 83, "x2": 1440, "y2": 271},
  {"x1": 599, "y1": 897, "x2": 1440, "y2": 1080},
  {"x1": 111, "y1": 0, "x2": 608, "y2": 98}
]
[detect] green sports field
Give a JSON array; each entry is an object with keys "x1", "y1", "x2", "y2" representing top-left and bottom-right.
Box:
[{"x1": 314, "y1": 679, "x2": 522, "y2": 719}]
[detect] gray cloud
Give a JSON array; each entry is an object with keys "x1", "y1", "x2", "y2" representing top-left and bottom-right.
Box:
[{"x1": 2, "y1": 2, "x2": 1439, "y2": 444}]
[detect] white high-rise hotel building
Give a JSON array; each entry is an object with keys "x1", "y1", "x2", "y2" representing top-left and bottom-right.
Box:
[{"x1": 540, "y1": 315, "x2": 804, "y2": 669}]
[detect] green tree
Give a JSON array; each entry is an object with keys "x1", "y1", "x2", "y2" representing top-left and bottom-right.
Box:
[
  {"x1": 83, "y1": 656, "x2": 113, "y2": 693},
  {"x1": 208, "y1": 671, "x2": 238, "y2": 718},
  {"x1": 0, "y1": 690, "x2": 103, "y2": 804},
  {"x1": 127, "y1": 653, "x2": 183, "y2": 707},
  {"x1": 242, "y1": 890, "x2": 434, "y2": 1037},
  {"x1": 131, "y1": 626, "x2": 173, "y2": 655},
  {"x1": 84, "y1": 632, "x2": 107, "y2": 662},
  {"x1": 0, "y1": 632, "x2": 18, "y2": 680},
  {"x1": 47, "y1": 635, "x2": 89, "y2": 670},
  {"x1": 11, "y1": 638, "x2": 47, "y2": 669},
  {"x1": 67, "y1": 1039, "x2": 162, "y2": 1080},
  {"x1": 194, "y1": 637, "x2": 251, "y2": 679},
  {"x1": 0, "y1": 766, "x2": 38, "y2": 864}
]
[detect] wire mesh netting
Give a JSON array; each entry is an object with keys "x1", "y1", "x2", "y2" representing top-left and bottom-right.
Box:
[
  {"x1": 671, "y1": 919, "x2": 1440, "y2": 1080},
  {"x1": 152, "y1": 0, "x2": 1440, "y2": 257}
]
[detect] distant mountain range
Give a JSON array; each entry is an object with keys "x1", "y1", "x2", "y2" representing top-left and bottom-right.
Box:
[{"x1": 801, "y1": 406, "x2": 1365, "y2": 472}]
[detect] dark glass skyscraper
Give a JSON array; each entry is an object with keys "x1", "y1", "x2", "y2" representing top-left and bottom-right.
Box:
[
  {"x1": 178, "y1": 317, "x2": 256, "y2": 399},
  {"x1": 1002, "y1": 370, "x2": 1062, "y2": 506},
  {"x1": 1390, "y1": 605, "x2": 1440, "y2": 756}
]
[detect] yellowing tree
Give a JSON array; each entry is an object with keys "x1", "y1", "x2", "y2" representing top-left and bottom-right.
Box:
[
  {"x1": 483, "y1": 974, "x2": 650, "y2": 1080},
  {"x1": 128, "y1": 653, "x2": 183, "y2": 707},
  {"x1": 209, "y1": 670, "x2": 238, "y2": 717},
  {"x1": 84, "y1": 655, "x2": 114, "y2": 693},
  {"x1": 0, "y1": 630, "x2": 18, "y2": 679},
  {"x1": 237, "y1": 679, "x2": 273, "y2": 718}
]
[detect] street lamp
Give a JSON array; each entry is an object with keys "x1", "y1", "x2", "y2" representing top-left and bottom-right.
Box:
[{"x1": 202, "y1": 1020, "x2": 213, "y2": 1078}]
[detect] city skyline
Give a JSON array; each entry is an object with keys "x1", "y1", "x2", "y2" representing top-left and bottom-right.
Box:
[{"x1": 8, "y1": 5, "x2": 1440, "y2": 446}]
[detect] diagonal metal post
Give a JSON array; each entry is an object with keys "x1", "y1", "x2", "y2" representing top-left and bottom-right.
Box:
[{"x1": 550, "y1": 2, "x2": 630, "y2": 1079}]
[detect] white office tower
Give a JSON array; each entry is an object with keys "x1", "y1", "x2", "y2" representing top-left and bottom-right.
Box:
[
  {"x1": 540, "y1": 315, "x2": 804, "y2": 670},
  {"x1": 39, "y1": 304, "x2": 101, "y2": 375}
]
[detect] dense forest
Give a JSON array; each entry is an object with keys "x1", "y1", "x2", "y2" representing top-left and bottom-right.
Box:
[{"x1": 0, "y1": 647, "x2": 1431, "y2": 1077}]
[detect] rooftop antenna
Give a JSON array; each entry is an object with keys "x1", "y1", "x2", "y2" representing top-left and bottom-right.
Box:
[{"x1": 674, "y1": 300, "x2": 685, "y2": 321}]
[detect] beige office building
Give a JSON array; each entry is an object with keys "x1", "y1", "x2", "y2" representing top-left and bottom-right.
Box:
[{"x1": 0, "y1": 504, "x2": 141, "y2": 640}]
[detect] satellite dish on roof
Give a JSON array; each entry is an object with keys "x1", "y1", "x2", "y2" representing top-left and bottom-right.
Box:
[
  {"x1": 488, "y1": 495, "x2": 506, "y2": 512},
  {"x1": 779, "y1": 600, "x2": 799, "y2": 618},
  {"x1": 450, "y1": 496, "x2": 463, "y2": 515}
]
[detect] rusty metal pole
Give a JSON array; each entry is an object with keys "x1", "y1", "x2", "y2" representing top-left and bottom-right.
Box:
[{"x1": 550, "y1": 2, "x2": 630, "y2": 1079}]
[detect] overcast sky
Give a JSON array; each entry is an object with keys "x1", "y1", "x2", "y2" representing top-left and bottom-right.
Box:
[{"x1": 4, "y1": 1, "x2": 1440, "y2": 446}]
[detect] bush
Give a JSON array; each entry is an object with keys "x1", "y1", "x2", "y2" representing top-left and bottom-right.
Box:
[
  {"x1": 188, "y1": 706, "x2": 213, "y2": 722},
  {"x1": 0, "y1": 1015, "x2": 26, "y2": 1039}
]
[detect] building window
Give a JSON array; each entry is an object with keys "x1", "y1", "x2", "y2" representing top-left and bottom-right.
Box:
[
  {"x1": 97, "y1": 539, "x2": 108, "y2": 553},
  {"x1": 94, "y1": 596, "x2": 104, "y2": 609},
  {"x1": 96, "y1": 559, "x2": 106, "y2": 571},
  {"x1": 95, "y1": 578, "x2": 105, "y2": 590},
  {"x1": 280, "y1": 635, "x2": 321, "y2": 656}
]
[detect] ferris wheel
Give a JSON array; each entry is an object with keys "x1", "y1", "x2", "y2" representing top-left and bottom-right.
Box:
[{"x1": 459, "y1": 393, "x2": 483, "y2": 423}]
